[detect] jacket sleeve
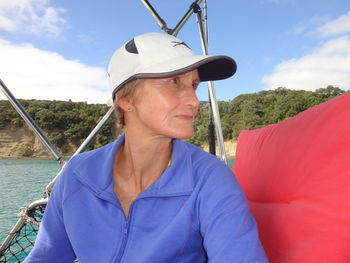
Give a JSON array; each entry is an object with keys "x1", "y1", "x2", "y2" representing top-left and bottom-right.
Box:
[
  {"x1": 198, "y1": 163, "x2": 268, "y2": 263},
  {"x1": 24, "y1": 164, "x2": 76, "y2": 263}
]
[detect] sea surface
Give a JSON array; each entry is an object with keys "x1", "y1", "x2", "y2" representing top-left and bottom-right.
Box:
[
  {"x1": 0, "y1": 158, "x2": 234, "y2": 243},
  {"x1": 0, "y1": 159, "x2": 62, "y2": 243}
]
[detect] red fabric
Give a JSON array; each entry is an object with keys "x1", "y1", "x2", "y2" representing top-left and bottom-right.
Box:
[{"x1": 233, "y1": 93, "x2": 350, "y2": 263}]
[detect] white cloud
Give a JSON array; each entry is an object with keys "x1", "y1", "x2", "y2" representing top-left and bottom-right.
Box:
[
  {"x1": 315, "y1": 11, "x2": 350, "y2": 38},
  {"x1": 262, "y1": 36, "x2": 350, "y2": 91},
  {"x1": 0, "y1": 0, "x2": 67, "y2": 37},
  {"x1": 293, "y1": 16, "x2": 329, "y2": 35},
  {"x1": 263, "y1": 11, "x2": 350, "y2": 91},
  {"x1": 0, "y1": 38, "x2": 110, "y2": 103}
]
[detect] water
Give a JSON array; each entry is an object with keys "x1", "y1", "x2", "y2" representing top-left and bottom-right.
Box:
[
  {"x1": 0, "y1": 157, "x2": 234, "y2": 244},
  {"x1": 227, "y1": 158, "x2": 234, "y2": 169},
  {"x1": 0, "y1": 159, "x2": 62, "y2": 242}
]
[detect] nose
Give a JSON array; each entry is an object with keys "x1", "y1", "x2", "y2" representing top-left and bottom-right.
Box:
[
  {"x1": 183, "y1": 86, "x2": 200, "y2": 109},
  {"x1": 178, "y1": 69, "x2": 200, "y2": 110}
]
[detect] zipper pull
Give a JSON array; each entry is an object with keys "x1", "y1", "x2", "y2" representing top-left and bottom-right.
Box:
[{"x1": 124, "y1": 221, "x2": 129, "y2": 235}]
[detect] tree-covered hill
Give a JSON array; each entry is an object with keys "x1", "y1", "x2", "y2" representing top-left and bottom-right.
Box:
[
  {"x1": 188, "y1": 86, "x2": 347, "y2": 145},
  {"x1": 0, "y1": 85, "x2": 347, "y2": 155},
  {"x1": 0, "y1": 100, "x2": 117, "y2": 154}
]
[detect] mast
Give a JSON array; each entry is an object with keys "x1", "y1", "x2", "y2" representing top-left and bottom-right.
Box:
[{"x1": 141, "y1": 0, "x2": 228, "y2": 164}]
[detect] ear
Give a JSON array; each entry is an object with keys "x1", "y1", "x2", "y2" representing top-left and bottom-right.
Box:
[{"x1": 115, "y1": 96, "x2": 134, "y2": 112}]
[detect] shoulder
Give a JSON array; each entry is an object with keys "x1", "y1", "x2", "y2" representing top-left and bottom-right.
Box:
[
  {"x1": 67, "y1": 140, "x2": 116, "y2": 169},
  {"x1": 177, "y1": 140, "x2": 219, "y2": 164},
  {"x1": 52, "y1": 140, "x2": 118, "y2": 199},
  {"x1": 177, "y1": 140, "x2": 235, "y2": 186}
]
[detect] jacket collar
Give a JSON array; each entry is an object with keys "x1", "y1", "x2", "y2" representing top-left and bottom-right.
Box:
[{"x1": 73, "y1": 134, "x2": 194, "y2": 201}]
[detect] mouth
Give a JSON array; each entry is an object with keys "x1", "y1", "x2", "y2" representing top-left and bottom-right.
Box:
[{"x1": 174, "y1": 115, "x2": 196, "y2": 121}]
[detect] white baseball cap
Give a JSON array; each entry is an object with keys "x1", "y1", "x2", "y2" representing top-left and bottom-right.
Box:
[{"x1": 108, "y1": 32, "x2": 237, "y2": 98}]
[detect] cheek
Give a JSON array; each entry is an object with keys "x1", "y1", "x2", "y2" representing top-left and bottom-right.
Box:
[
  {"x1": 142, "y1": 94, "x2": 177, "y2": 116},
  {"x1": 134, "y1": 100, "x2": 164, "y2": 126},
  {"x1": 134, "y1": 85, "x2": 182, "y2": 126}
]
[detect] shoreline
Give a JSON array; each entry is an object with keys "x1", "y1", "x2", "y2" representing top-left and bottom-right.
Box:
[
  {"x1": 0, "y1": 141, "x2": 237, "y2": 160},
  {"x1": 0, "y1": 155, "x2": 71, "y2": 160},
  {"x1": 0, "y1": 154, "x2": 235, "y2": 160}
]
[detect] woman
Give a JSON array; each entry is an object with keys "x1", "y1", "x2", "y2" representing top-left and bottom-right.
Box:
[{"x1": 25, "y1": 33, "x2": 267, "y2": 262}]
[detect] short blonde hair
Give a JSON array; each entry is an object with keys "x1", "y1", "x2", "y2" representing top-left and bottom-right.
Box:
[{"x1": 114, "y1": 79, "x2": 144, "y2": 127}]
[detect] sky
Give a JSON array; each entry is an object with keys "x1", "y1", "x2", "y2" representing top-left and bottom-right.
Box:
[{"x1": 0, "y1": 0, "x2": 349, "y2": 104}]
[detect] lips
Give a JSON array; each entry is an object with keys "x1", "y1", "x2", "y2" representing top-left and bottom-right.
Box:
[{"x1": 174, "y1": 115, "x2": 196, "y2": 121}]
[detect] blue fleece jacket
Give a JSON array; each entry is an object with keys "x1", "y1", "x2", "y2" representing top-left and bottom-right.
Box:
[{"x1": 24, "y1": 135, "x2": 267, "y2": 263}]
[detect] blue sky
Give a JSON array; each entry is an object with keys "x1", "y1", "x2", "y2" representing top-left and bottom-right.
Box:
[{"x1": 0, "y1": 0, "x2": 349, "y2": 103}]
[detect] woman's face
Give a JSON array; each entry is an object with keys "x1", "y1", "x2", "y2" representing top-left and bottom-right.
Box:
[{"x1": 127, "y1": 69, "x2": 200, "y2": 139}]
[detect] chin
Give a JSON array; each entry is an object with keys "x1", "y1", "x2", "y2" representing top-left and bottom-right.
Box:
[
  {"x1": 171, "y1": 130, "x2": 194, "y2": 139},
  {"x1": 157, "y1": 125, "x2": 194, "y2": 139}
]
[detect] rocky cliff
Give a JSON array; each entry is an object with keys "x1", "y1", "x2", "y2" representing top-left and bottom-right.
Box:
[
  {"x1": 0, "y1": 125, "x2": 236, "y2": 158},
  {"x1": 0, "y1": 125, "x2": 75, "y2": 158},
  {"x1": 202, "y1": 140, "x2": 237, "y2": 158}
]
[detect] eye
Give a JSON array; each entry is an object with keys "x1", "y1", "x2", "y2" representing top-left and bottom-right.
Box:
[
  {"x1": 193, "y1": 81, "x2": 199, "y2": 90},
  {"x1": 169, "y1": 77, "x2": 178, "y2": 85}
]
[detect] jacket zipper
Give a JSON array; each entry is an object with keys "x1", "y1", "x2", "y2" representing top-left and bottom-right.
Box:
[
  {"x1": 114, "y1": 202, "x2": 135, "y2": 263},
  {"x1": 115, "y1": 220, "x2": 130, "y2": 263}
]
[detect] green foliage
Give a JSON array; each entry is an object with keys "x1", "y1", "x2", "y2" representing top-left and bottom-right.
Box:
[
  {"x1": 0, "y1": 100, "x2": 23, "y2": 129},
  {"x1": 185, "y1": 102, "x2": 209, "y2": 146},
  {"x1": 190, "y1": 85, "x2": 347, "y2": 145},
  {"x1": 0, "y1": 99, "x2": 115, "y2": 153},
  {"x1": 0, "y1": 85, "x2": 347, "y2": 151},
  {"x1": 17, "y1": 143, "x2": 34, "y2": 157},
  {"x1": 49, "y1": 132, "x2": 65, "y2": 148}
]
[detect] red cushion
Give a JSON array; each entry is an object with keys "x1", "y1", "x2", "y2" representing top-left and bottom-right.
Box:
[{"x1": 233, "y1": 93, "x2": 350, "y2": 263}]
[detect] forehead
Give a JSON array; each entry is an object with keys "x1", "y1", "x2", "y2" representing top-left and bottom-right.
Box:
[
  {"x1": 143, "y1": 69, "x2": 200, "y2": 86},
  {"x1": 145, "y1": 69, "x2": 200, "y2": 82},
  {"x1": 168, "y1": 69, "x2": 200, "y2": 80}
]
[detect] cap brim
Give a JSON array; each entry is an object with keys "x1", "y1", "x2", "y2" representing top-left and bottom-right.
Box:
[
  {"x1": 137, "y1": 55, "x2": 236, "y2": 80},
  {"x1": 113, "y1": 55, "x2": 236, "y2": 96}
]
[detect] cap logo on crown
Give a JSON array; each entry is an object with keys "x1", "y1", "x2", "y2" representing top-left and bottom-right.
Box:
[
  {"x1": 125, "y1": 38, "x2": 139, "y2": 54},
  {"x1": 171, "y1": 41, "x2": 191, "y2": 49}
]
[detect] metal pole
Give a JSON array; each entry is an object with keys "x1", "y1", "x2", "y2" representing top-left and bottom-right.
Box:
[
  {"x1": 0, "y1": 199, "x2": 47, "y2": 254},
  {"x1": 207, "y1": 82, "x2": 227, "y2": 164},
  {"x1": 0, "y1": 100, "x2": 115, "y2": 254},
  {"x1": 0, "y1": 217, "x2": 26, "y2": 254},
  {"x1": 43, "y1": 105, "x2": 115, "y2": 197},
  {"x1": 140, "y1": 0, "x2": 227, "y2": 163},
  {"x1": 208, "y1": 99, "x2": 216, "y2": 155},
  {"x1": 0, "y1": 103, "x2": 114, "y2": 252},
  {"x1": 199, "y1": 0, "x2": 216, "y2": 155},
  {"x1": 171, "y1": 0, "x2": 203, "y2": 36},
  {"x1": 0, "y1": 79, "x2": 63, "y2": 164},
  {"x1": 0, "y1": 78, "x2": 115, "y2": 191},
  {"x1": 140, "y1": 0, "x2": 203, "y2": 37},
  {"x1": 140, "y1": 0, "x2": 172, "y2": 33},
  {"x1": 194, "y1": 2, "x2": 227, "y2": 164},
  {"x1": 73, "y1": 106, "x2": 115, "y2": 156}
]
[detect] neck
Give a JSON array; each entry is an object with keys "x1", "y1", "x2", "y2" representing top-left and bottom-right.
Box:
[{"x1": 114, "y1": 129, "x2": 172, "y2": 191}]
